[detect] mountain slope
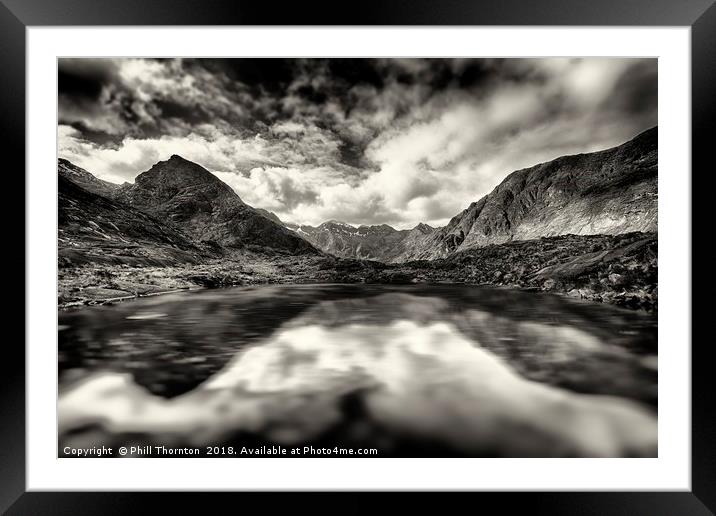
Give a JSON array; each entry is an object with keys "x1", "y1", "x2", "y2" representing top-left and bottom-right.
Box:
[
  {"x1": 58, "y1": 158, "x2": 120, "y2": 198},
  {"x1": 114, "y1": 155, "x2": 318, "y2": 255},
  {"x1": 58, "y1": 174, "x2": 212, "y2": 267},
  {"x1": 286, "y1": 220, "x2": 436, "y2": 262},
  {"x1": 395, "y1": 127, "x2": 658, "y2": 262},
  {"x1": 255, "y1": 208, "x2": 284, "y2": 225}
]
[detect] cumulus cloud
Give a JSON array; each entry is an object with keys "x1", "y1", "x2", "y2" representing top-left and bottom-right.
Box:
[{"x1": 58, "y1": 58, "x2": 657, "y2": 228}]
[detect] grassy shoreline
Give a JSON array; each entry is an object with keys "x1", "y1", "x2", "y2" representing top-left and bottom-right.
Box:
[{"x1": 58, "y1": 232, "x2": 657, "y2": 312}]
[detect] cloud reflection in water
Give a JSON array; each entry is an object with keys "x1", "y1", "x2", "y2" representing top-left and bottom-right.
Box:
[{"x1": 59, "y1": 288, "x2": 657, "y2": 457}]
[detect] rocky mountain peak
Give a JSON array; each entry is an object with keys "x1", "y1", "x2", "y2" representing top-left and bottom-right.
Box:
[
  {"x1": 134, "y1": 155, "x2": 229, "y2": 192},
  {"x1": 112, "y1": 156, "x2": 316, "y2": 254},
  {"x1": 357, "y1": 223, "x2": 396, "y2": 234},
  {"x1": 320, "y1": 220, "x2": 354, "y2": 229},
  {"x1": 412, "y1": 223, "x2": 434, "y2": 234}
]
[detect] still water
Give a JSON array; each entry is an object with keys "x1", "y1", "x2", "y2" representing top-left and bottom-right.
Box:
[{"x1": 58, "y1": 284, "x2": 657, "y2": 457}]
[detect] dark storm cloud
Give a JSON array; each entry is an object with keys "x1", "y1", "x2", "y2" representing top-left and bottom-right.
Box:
[
  {"x1": 186, "y1": 58, "x2": 296, "y2": 93},
  {"x1": 58, "y1": 68, "x2": 104, "y2": 100},
  {"x1": 338, "y1": 140, "x2": 374, "y2": 170},
  {"x1": 328, "y1": 59, "x2": 386, "y2": 90},
  {"x1": 58, "y1": 59, "x2": 118, "y2": 100},
  {"x1": 603, "y1": 60, "x2": 658, "y2": 116},
  {"x1": 57, "y1": 58, "x2": 551, "y2": 160},
  {"x1": 153, "y1": 98, "x2": 213, "y2": 126},
  {"x1": 59, "y1": 59, "x2": 160, "y2": 142},
  {"x1": 59, "y1": 58, "x2": 658, "y2": 228}
]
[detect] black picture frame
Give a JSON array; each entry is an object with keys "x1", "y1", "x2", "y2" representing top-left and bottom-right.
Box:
[{"x1": 3, "y1": 0, "x2": 713, "y2": 512}]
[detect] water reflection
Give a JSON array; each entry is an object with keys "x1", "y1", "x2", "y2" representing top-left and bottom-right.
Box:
[{"x1": 59, "y1": 285, "x2": 657, "y2": 457}]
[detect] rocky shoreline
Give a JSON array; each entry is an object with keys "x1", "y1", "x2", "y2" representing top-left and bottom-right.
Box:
[{"x1": 59, "y1": 231, "x2": 657, "y2": 312}]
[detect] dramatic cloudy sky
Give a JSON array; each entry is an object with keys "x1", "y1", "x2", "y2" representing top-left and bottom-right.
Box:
[{"x1": 58, "y1": 58, "x2": 657, "y2": 228}]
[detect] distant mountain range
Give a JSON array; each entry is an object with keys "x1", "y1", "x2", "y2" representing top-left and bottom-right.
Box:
[
  {"x1": 283, "y1": 220, "x2": 436, "y2": 262},
  {"x1": 58, "y1": 127, "x2": 657, "y2": 267}
]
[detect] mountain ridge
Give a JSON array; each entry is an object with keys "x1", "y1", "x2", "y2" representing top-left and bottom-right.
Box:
[
  {"x1": 58, "y1": 158, "x2": 121, "y2": 198},
  {"x1": 283, "y1": 220, "x2": 438, "y2": 262},
  {"x1": 394, "y1": 126, "x2": 658, "y2": 261},
  {"x1": 58, "y1": 174, "x2": 213, "y2": 267}
]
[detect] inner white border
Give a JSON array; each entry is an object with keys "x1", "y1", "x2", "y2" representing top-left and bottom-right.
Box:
[{"x1": 27, "y1": 27, "x2": 691, "y2": 491}]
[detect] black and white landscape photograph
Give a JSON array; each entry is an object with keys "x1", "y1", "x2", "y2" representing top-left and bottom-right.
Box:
[{"x1": 57, "y1": 57, "x2": 658, "y2": 458}]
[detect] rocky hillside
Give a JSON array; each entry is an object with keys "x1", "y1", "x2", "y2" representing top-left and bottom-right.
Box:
[
  {"x1": 58, "y1": 158, "x2": 120, "y2": 198},
  {"x1": 285, "y1": 220, "x2": 436, "y2": 262},
  {"x1": 58, "y1": 174, "x2": 213, "y2": 267},
  {"x1": 114, "y1": 155, "x2": 318, "y2": 255},
  {"x1": 395, "y1": 127, "x2": 658, "y2": 261},
  {"x1": 407, "y1": 232, "x2": 658, "y2": 311},
  {"x1": 255, "y1": 208, "x2": 284, "y2": 225}
]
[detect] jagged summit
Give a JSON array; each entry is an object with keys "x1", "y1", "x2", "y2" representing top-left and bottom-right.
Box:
[
  {"x1": 357, "y1": 223, "x2": 395, "y2": 231},
  {"x1": 322, "y1": 219, "x2": 354, "y2": 226},
  {"x1": 132, "y1": 154, "x2": 231, "y2": 194},
  {"x1": 413, "y1": 223, "x2": 434, "y2": 233}
]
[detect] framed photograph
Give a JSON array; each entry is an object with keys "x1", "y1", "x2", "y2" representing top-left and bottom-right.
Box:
[{"x1": 5, "y1": 0, "x2": 712, "y2": 512}]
